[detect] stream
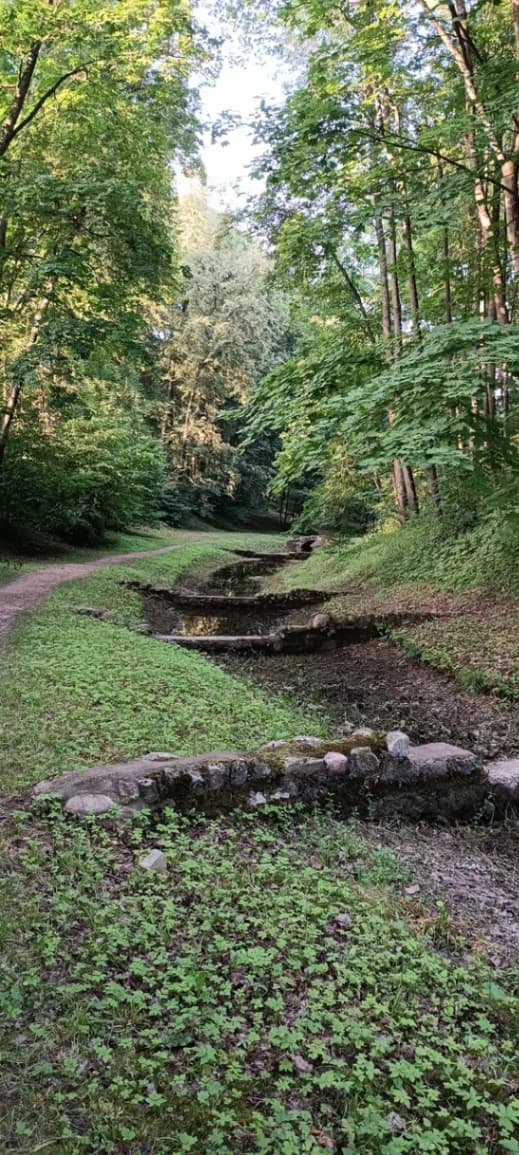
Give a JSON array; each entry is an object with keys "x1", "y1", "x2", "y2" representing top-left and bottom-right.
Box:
[{"x1": 136, "y1": 545, "x2": 519, "y2": 961}]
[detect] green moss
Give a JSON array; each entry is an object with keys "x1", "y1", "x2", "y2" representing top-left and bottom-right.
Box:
[{"x1": 255, "y1": 734, "x2": 385, "y2": 769}]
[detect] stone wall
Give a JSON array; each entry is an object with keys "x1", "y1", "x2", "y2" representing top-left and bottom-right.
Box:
[{"x1": 33, "y1": 733, "x2": 488, "y2": 822}]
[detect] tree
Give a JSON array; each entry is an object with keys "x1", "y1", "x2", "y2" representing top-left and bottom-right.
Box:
[
  {"x1": 0, "y1": 0, "x2": 198, "y2": 540},
  {"x1": 241, "y1": 0, "x2": 519, "y2": 531},
  {"x1": 156, "y1": 188, "x2": 295, "y2": 521}
]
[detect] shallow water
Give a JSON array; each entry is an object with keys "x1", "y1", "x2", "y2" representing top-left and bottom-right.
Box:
[{"x1": 141, "y1": 555, "x2": 298, "y2": 636}]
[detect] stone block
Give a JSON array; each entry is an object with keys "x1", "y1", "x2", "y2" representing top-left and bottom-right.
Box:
[
  {"x1": 248, "y1": 792, "x2": 267, "y2": 807},
  {"x1": 408, "y1": 742, "x2": 477, "y2": 780},
  {"x1": 348, "y1": 747, "x2": 380, "y2": 779},
  {"x1": 65, "y1": 794, "x2": 116, "y2": 816},
  {"x1": 485, "y1": 758, "x2": 519, "y2": 802},
  {"x1": 310, "y1": 614, "x2": 331, "y2": 630},
  {"x1": 206, "y1": 762, "x2": 229, "y2": 791},
  {"x1": 386, "y1": 730, "x2": 411, "y2": 757},
  {"x1": 351, "y1": 728, "x2": 376, "y2": 742},
  {"x1": 323, "y1": 751, "x2": 348, "y2": 775},
  {"x1": 252, "y1": 761, "x2": 272, "y2": 781},
  {"x1": 187, "y1": 769, "x2": 205, "y2": 793},
  {"x1": 139, "y1": 848, "x2": 168, "y2": 874},
  {"x1": 117, "y1": 780, "x2": 140, "y2": 805},
  {"x1": 284, "y1": 756, "x2": 326, "y2": 777},
  {"x1": 230, "y1": 760, "x2": 249, "y2": 787},
  {"x1": 137, "y1": 777, "x2": 160, "y2": 803}
]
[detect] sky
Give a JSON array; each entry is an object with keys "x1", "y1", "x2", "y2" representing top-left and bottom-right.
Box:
[
  {"x1": 199, "y1": 57, "x2": 284, "y2": 207},
  {"x1": 188, "y1": 3, "x2": 291, "y2": 210}
]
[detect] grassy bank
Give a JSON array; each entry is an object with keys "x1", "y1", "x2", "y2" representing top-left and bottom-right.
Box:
[
  {"x1": 0, "y1": 525, "x2": 287, "y2": 583},
  {"x1": 273, "y1": 518, "x2": 519, "y2": 700},
  {"x1": 0, "y1": 536, "x2": 321, "y2": 793}
]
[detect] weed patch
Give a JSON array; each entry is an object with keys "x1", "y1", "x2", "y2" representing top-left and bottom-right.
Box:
[{"x1": 1, "y1": 806, "x2": 518, "y2": 1154}]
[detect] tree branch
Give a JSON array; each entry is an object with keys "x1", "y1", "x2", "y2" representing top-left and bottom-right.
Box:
[
  {"x1": 0, "y1": 42, "x2": 42, "y2": 158},
  {"x1": 351, "y1": 125, "x2": 511, "y2": 194},
  {"x1": 4, "y1": 61, "x2": 94, "y2": 153},
  {"x1": 326, "y1": 245, "x2": 376, "y2": 342}
]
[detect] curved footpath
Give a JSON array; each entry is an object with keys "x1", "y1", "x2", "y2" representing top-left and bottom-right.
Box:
[{"x1": 0, "y1": 544, "x2": 188, "y2": 645}]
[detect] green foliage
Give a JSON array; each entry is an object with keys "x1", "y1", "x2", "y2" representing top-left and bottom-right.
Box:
[
  {"x1": 1, "y1": 805, "x2": 518, "y2": 1152},
  {"x1": 0, "y1": 538, "x2": 321, "y2": 791},
  {"x1": 157, "y1": 190, "x2": 295, "y2": 524},
  {"x1": 0, "y1": 404, "x2": 166, "y2": 543},
  {"x1": 0, "y1": 0, "x2": 199, "y2": 543},
  {"x1": 279, "y1": 504, "x2": 519, "y2": 598},
  {"x1": 242, "y1": 0, "x2": 519, "y2": 535},
  {"x1": 295, "y1": 475, "x2": 378, "y2": 537}
]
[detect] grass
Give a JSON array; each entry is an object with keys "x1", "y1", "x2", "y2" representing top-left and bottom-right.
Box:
[
  {"x1": 270, "y1": 521, "x2": 519, "y2": 700},
  {"x1": 0, "y1": 524, "x2": 288, "y2": 571},
  {"x1": 0, "y1": 538, "x2": 323, "y2": 793},
  {"x1": 1, "y1": 805, "x2": 518, "y2": 1154},
  {"x1": 2, "y1": 530, "x2": 519, "y2": 1154}
]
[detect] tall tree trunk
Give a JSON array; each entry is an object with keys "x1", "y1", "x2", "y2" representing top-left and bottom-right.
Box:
[
  {"x1": 401, "y1": 187, "x2": 442, "y2": 516},
  {"x1": 392, "y1": 459, "x2": 407, "y2": 523},
  {"x1": 402, "y1": 213, "x2": 420, "y2": 332},
  {"x1": 505, "y1": 0, "x2": 519, "y2": 281},
  {"x1": 419, "y1": 0, "x2": 510, "y2": 322},
  {"x1": 386, "y1": 206, "x2": 403, "y2": 359},
  {"x1": 443, "y1": 224, "x2": 453, "y2": 323},
  {"x1": 427, "y1": 464, "x2": 442, "y2": 515},
  {"x1": 375, "y1": 205, "x2": 408, "y2": 522},
  {"x1": 374, "y1": 207, "x2": 392, "y2": 348},
  {"x1": 387, "y1": 202, "x2": 419, "y2": 515},
  {"x1": 402, "y1": 464, "x2": 419, "y2": 515},
  {"x1": 0, "y1": 293, "x2": 49, "y2": 468}
]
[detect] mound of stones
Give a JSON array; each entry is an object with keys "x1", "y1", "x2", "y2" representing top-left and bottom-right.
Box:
[{"x1": 33, "y1": 730, "x2": 500, "y2": 822}]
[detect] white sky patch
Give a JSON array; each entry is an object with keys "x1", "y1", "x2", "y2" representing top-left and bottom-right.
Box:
[
  {"x1": 200, "y1": 58, "x2": 285, "y2": 208},
  {"x1": 191, "y1": 3, "x2": 292, "y2": 209}
]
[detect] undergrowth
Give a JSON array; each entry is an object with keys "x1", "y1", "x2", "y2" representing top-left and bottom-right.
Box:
[
  {"x1": 1, "y1": 805, "x2": 518, "y2": 1155},
  {"x1": 271, "y1": 516, "x2": 519, "y2": 699},
  {"x1": 277, "y1": 512, "x2": 519, "y2": 596}
]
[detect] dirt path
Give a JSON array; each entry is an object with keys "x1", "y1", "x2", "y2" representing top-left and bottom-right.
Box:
[{"x1": 0, "y1": 544, "x2": 189, "y2": 645}]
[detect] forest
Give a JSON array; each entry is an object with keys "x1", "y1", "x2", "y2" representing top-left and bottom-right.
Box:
[
  {"x1": 2, "y1": 4, "x2": 519, "y2": 1154},
  {"x1": 2, "y1": 0, "x2": 519, "y2": 574}
]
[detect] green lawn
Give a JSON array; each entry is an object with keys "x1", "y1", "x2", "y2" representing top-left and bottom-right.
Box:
[{"x1": 0, "y1": 538, "x2": 321, "y2": 793}]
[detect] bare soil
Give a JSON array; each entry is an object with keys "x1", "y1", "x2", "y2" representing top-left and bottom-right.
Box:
[
  {"x1": 217, "y1": 636, "x2": 519, "y2": 760},
  {"x1": 355, "y1": 820, "x2": 519, "y2": 967}
]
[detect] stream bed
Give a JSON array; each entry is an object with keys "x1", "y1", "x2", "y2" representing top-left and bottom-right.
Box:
[
  {"x1": 139, "y1": 555, "x2": 307, "y2": 638},
  {"x1": 136, "y1": 547, "x2": 519, "y2": 961}
]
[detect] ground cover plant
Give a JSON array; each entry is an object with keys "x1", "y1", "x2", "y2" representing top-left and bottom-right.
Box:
[
  {"x1": 1, "y1": 804, "x2": 518, "y2": 1155},
  {"x1": 0, "y1": 536, "x2": 319, "y2": 793}
]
